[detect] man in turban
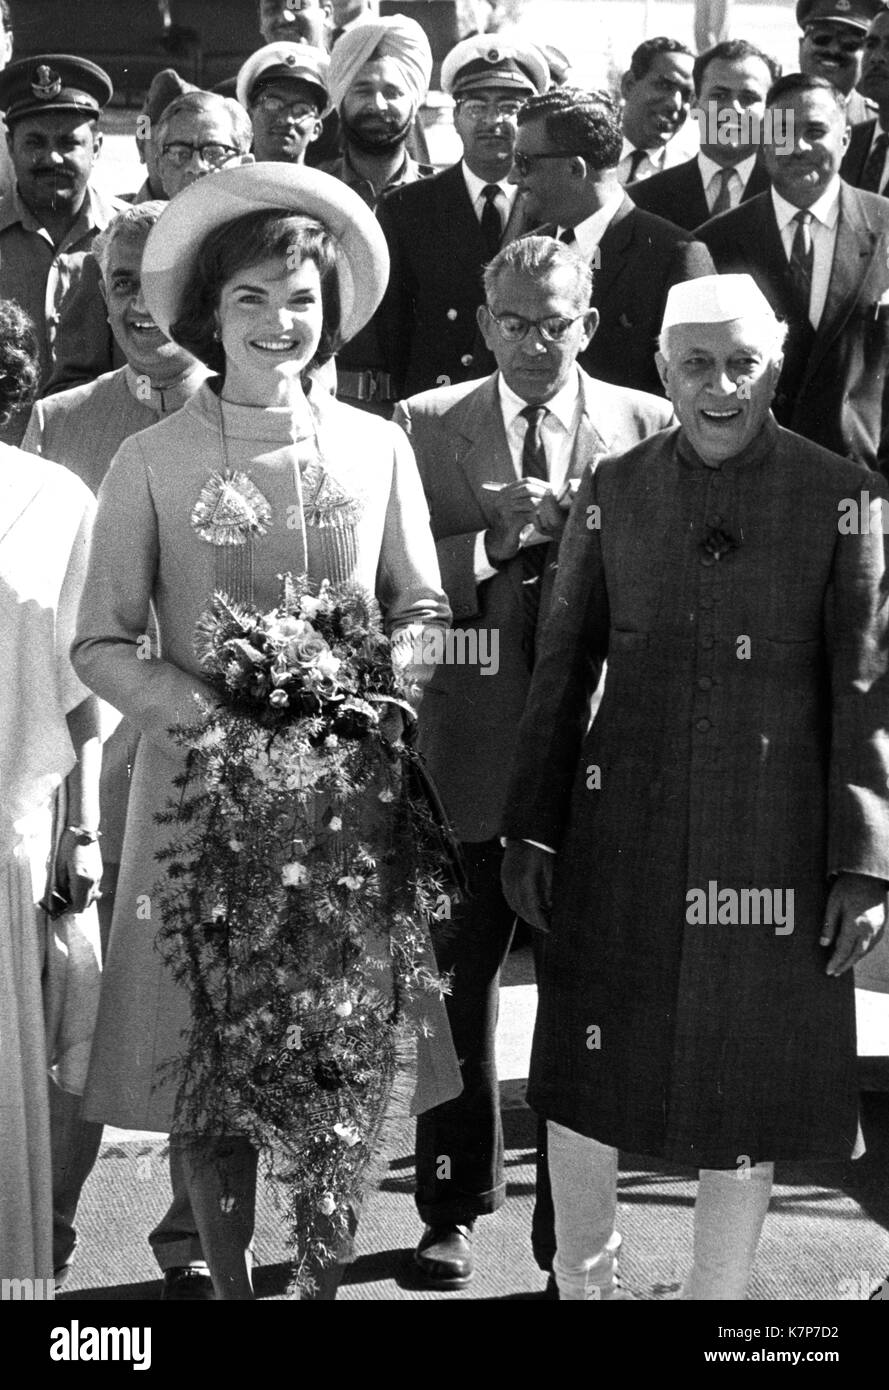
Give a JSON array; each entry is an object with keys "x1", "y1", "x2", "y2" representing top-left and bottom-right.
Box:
[
  {"x1": 322, "y1": 13, "x2": 434, "y2": 415},
  {"x1": 502, "y1": 273, "x2": 889, "y2": 1299},
  {"x1": 322, "y1": 12, "x2": 433, "y2": 207}
]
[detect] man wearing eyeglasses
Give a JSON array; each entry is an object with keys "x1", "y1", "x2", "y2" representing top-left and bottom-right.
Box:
[
  {"x1": 375, "y1": 35, "x2": 549, "y2": 400},
  {"x1": 394, "y1": 236, "x2": 673, "y2": 1290},
  {"x1": 0, "y1": 54, "x2": 127, "y2": 443},
  {"x1": 153, "y1": 91, "x2": 254, "y2": 199},
  {"x1": 510, "y1": 87, "x2": 714, "y2": 398},
  {"x1": 798, "y1": 0, "x2": 881, "y2": 125},
  {"x1": 236, "y1": 42, "x2": 329, "y2": 165}
]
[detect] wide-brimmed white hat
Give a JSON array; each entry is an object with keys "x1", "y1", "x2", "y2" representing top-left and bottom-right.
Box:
[{"x1": 141, "y1": 164, "x2": 389, "y2": 345}]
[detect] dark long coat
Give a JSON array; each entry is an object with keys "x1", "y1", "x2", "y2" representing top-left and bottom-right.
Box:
[{"x1": 503, "y1": 421, "x2": 889, "y2": 1168}]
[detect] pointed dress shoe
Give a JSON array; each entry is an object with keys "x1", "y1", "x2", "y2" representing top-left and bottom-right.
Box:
[
  {"x1": 414, "y1": 1223, "x2": 474, "y2": 1288},
  {"x1": 160, "y1": 1266, "x2": 216, "y2": 1300}
]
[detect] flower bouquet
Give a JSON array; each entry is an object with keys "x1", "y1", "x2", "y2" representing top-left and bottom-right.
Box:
[{"x1": 154, "y1": 575, "x2": 462, "y2": 1294}]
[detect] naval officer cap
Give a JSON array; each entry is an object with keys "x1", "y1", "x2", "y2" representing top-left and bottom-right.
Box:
[
  {"x1": 0, "y1": 54, "x2": 113, "y2": 125},
  {"x1": 441, "y1": 33, "x2": 549, "y2": 99},
  {"x1": 661, "y1": 275, "x2": 778, "y2": 331},
  {"x1": 236, "y1": 42, "x2": 330, "y2": 116},
  {"x1": 796, "y1": 0, "x2": 884, "y2": 32}
]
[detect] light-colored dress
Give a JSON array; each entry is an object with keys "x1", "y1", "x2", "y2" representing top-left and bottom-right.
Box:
[
  {"x1": 0, "y1": 448, "x2": 96, "y2": 1282},
  {"x1": 74, "y1": 381, "x2": 463, "y2": 1132}
]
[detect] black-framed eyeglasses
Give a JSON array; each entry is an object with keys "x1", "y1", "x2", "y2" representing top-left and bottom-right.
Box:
[
  {"x1": 805, "y1": 29, "x2": 864, "y2": 55},
  {"x1": 252, "y1": 92, "x2": 320, "y2": 121},
  {"x1": 456, "y1": 98, "x2": 525, "y2": 122},
  {"x1": 487, "y1": 309, "x2": 588, "y2": 343},
  {"x1": 160, "y1": 141, "x2": 240, "y2": 168},
  {"x1": 512, "y1": 149, "x2": 583, "y2": 177}
]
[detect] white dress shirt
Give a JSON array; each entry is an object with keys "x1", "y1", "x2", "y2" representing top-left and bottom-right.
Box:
[
  {"x1": 557, "y1": 188, "x2": 625, "y2": 266},
  {"x1": 617, "y1": 124, "x2": 699, "y2": 184},
  {"x1": 473, "y1": 368, "x2": 583, "y2": 581},
  {"x1": 697, "y1": 152, "x2": 757, "y2": 214},
  {"x1": 771, "y1": 178, "x2": 841, "y2": 331},
  {"x1": 461, "y1": 161, "x2": 519, "y2": 230}
]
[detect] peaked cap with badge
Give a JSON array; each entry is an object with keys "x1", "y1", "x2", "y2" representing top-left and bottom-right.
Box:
[
  {"x1": 796, "y1": 0, "x2": 885, "y2": 31},
  {"x1": 0, "y1": 54, "x2": 113, "y2": 125},
  {"x1": 236, "y1": 41, "x2": 331, "y2": 116},
  {"x1": 440, "y1": 33, "x2": 549, "y2": 98}
]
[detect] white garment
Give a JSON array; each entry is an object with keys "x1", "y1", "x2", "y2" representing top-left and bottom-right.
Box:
[{"x1": 0, "y1": 449, "x2": 96, "y2": 1282}]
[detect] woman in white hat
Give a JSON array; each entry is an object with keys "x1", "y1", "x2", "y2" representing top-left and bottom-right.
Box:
[{"x1": 72, "y1": 165, "x2": 461, "y2": 1300}]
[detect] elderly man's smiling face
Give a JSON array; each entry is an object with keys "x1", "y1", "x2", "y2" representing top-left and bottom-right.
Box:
[{"x1": 656, "y1": 317, "x2": 783, "y2": 464}]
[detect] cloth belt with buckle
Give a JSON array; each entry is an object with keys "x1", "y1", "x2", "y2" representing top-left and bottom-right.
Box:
[{"x1": 337, "y1": 369, "x2": 396, "y2": 403}]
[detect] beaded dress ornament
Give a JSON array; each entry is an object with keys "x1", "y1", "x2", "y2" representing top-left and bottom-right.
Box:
[{"x1": 190, "y1": 392, "x2": 365, "y2": 603}]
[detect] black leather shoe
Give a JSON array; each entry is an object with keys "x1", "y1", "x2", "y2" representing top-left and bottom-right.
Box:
[
  {"x1": 414, "y1": 1223, "x2": 474, "y2": 1288},
  {"x1": 160, "y1": 1266, "x2": 216, "y2": 1301}
]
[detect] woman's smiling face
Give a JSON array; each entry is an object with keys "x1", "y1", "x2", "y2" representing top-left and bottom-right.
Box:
[{"x1": 216, "y1": 253, "x2": 324, "y2": 405}]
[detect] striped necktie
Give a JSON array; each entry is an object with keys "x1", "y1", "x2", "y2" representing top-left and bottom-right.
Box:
[
  {"x1": 709, "y1": 166, "x2": 735, "y2": 217},
  {"x1": 860, "y1": 132, "x2": 889, "y2": 194},
  {"x1": 788, "y1": 209, "x2": 814, "y2": 315},
  {"x1": 519, "y1": 405, "x2": 549, "y2": 666}
]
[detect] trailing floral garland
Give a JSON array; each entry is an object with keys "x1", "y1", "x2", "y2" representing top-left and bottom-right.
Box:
[{"x1": 154, "y1": 575, "x2": 462, "y2": 1295}]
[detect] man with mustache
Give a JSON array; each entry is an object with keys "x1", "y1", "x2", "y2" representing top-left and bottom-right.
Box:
[
  {"x1": 375, "y1": 35, "x2": 548, "y2": 400},
  {"x1": 698, "y1": 72, "x2": 889, "y2": 478},
  {"x1": 0, "y1": 54, "x2": 126, "y2": 443},
  {"x1": 321, "y1": 12, "x2": 434, "y2": 414},
  {"x1": 797, "y1": 0, "x2": 881, "y2": 125},
  {"x1": 618, "y1": 37, "x2": 697, "y2": 185},
  {"x1": 839, "y1": 4, "x2": 889, "y2": 193}
]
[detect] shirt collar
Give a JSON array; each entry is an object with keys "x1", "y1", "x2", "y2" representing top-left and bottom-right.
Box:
[
  {"x1": 697, "y1": 151, "x2": 757, "y2": 188},
  {"x1": 124, "y1": 361, "x2": 210, "y2": 415},
  {"x1": 0, "y1": 182, "x2": 124, "y2": 239},
  {"x1": 620, "y1": 136, "x2": 665, "y2": 169},
  {"x1": 461, "y1": 160, "x2": 518, "y2": 210},
  {"x1": 771, "y1": 176, "x2": 841, "y2": 231},
  {"x1": 564, "y1": 188, "x2": 625, "y2": 260},
  {"x1": 497, "y1": 366, "x2": 581, "y2": 432}
]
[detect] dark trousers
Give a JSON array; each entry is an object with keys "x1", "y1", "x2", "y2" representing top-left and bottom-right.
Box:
[{"x1": 414, "y1": 838, "x2": 555, "y2": 1268}]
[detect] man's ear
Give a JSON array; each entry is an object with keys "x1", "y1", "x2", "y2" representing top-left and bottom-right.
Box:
[
  {"x1": 308, "y1": 118, "x2": 323, "y2": 145},
  {"x1": 620, "y1": 71, "x2": 634, "y2": 101},
  {"x1": 578, "y1": 307, "x2": 599, "y2": 349},
  {"x1": 476, "y1": 301, "x2": 495, "y2": 350},
  {"x1": 655, "y1": 349, "x2": 671, "y2": 395},
  {"x1": 92, "y1": 129, "x2": 104, "y2": 159}
]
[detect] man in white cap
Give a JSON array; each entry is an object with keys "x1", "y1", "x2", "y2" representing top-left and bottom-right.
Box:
[
  {"x1": 321, "y1": 12, "x2": 433, "y2": 208},
  {"x1": 237, "y1": 41, "x2": 329, "y2": 165},
  {"x1": 320, "y1": 12, "x2": 433, "y2": 415},
  {"x1": 375, "y1": 33, "x2": 548, "y2": 399},
  {"x1": 501, "y1": 273, "x2": 889, "y2": 1300}
]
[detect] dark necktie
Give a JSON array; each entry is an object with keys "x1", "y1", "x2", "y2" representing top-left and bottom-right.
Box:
[
  {"x1": 559, "y1": 227, "x2": 576, "y2": 245},
  {"x1": 519, "y1": 405, "x2": 549, "y2": 666},
  {"x1": 859, "y1": 131, "x2": 889, "y2": 193},
  {"x1": 480, "y1": 184, "x2": 503, "y2": 256},
  {"x1": 788, "y1": 209, "x2": 814, "y2": 316},
  {"x1": 709, "y1": 166, "x2": 735, "y2": 217},
  {"x1": 625, "y1": 147, "x2": 648, "y2": 183}
]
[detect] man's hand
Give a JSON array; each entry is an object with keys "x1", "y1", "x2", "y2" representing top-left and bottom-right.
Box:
[
  {"x1": 533, "y1": 490, "x2": 568, "y2": 540},
  {"x1": 501, "y1": 840, "x2": 554, "y2": 932},
  {"x1": 485, "y1": 478, "x2": 555, "y2": 564},
  {"x1": 58, "y1": 829, "x2": 103, "y2": 915},
  {"x1": 820, "y1": 872, "x2": 887, "y2": 976}
]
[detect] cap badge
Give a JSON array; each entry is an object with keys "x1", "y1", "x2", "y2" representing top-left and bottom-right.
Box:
[
  {"x1": 486, "y1": 47, "x2": 501, "y2": 64},
  {"x1": 286, "y1": 53, "x2": 297, "y2": 66},
  {"x1": 32, "y1": 65, "x2": 62, "y2": 100},
  {"x1": 836, "y1": 0, "x2": 851, "y2": 8}
]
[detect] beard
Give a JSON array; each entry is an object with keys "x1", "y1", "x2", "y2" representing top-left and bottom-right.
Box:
[{"x1": 341, "y1": 109, "x2": 413, "y2": 154}]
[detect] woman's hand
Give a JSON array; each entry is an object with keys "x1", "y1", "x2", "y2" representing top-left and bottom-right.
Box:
[{"x1": 57, "y1": 829, "x2": 103, "y2": 915}]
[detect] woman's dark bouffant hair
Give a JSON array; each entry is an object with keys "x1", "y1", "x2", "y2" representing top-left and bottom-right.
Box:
[
  {"x1": 0, "y1": 299, "x2": 41, "y2": 425},
  {"x1": 170, "y1": 210, "x2": 342, "y2": 380}
]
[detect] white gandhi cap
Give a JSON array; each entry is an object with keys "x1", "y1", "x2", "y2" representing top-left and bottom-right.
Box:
[{"x1": 661, "y1": 274, "x2": 777, "y2": 332}]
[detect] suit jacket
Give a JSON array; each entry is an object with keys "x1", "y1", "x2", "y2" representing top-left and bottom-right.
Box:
[
  {"x1": 839, "y1": 118, "x2": 889, "y2": 194},
  {"x1": 536, "y1": 196, "x2": 715, "y2": 396},
  {"x1": 394, "y1": 367, "x2": 674, "y2": 841},
  {"x1": 627, "y1": 155, "x2": 771, "y2": 231},
  {"x1": 375, "y1": 161, "x2": 532, "y2": 398},
  {"x1": 698, "y1": 182, "x2": 889, "y2": 475}
]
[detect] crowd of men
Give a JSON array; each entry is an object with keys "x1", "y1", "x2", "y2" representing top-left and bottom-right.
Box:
[{"x1": 2, "y1": 0, "x2": 888, "y2": 1301}]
